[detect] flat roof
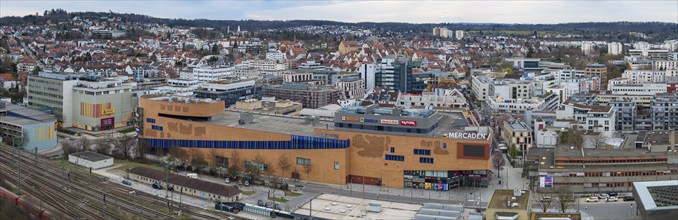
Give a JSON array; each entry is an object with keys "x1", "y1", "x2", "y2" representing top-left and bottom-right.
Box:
[
  {"x1": 554, "y1": 146, "x2": 669, "y2": 159},
  {"x1": 292, "y1": 194, "x2": 421, "y2": 220},
  {"x1": 633, "y1": 181, "x2": 678, "y2": 211},
  {"x1": 207, "y1": 110, "x2": 472, "y2": 138},
  {"x1": 129, "y1": 166, "x2": 241, "y2": 198},
  {"x1": 70, "y1": 151, "x2": 112, "y2": 162},
  {"x1": 207, "y1": 110, "x2": 334, "y2": 138},
  {"x1": 488, "y1": 189, "x2": 530, "y2": 210},
  {"x1": 1, "y1": 102, "x2": 56, "y2": 123}
]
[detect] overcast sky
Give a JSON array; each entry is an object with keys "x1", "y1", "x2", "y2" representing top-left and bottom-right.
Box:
[{"x1": 1, "y1": 0, "x2": 676, "y2": 24}]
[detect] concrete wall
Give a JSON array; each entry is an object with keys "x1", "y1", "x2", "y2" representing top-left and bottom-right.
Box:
[{"x1": 72, "y1": 88, "x2": 134, "y2": 130}]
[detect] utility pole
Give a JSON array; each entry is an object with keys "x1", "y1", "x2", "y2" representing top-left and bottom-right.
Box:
[{"x1": 34, "y1": 147, "x2": 37, "y2": 164}]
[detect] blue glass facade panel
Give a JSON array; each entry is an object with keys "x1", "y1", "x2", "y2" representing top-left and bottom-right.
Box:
[{"x1": 140, "y1": 135, "x2": 349, "y2": 150}]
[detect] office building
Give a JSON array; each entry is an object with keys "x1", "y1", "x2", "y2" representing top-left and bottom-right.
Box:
[
  {"x1": 610, "y1": 84, "x2": 668, "y2": 96},
  {"x1": 526, "y1": 146, "x2": 678, "y2": 194},
  {"x1": 502, "y1": 119, "x2": 533, "y2": 153},
  {"x1": 397, "y1": 88, "x2": 468, "y2": 109},
  {"x1": 27, "y1": 72, "x2": 79, "y2": 127},
  {"x1": 193, "y1": 79, "x2": 258, "y2": 107},
  {"x1": 471, "y1": 75, "x2": 493, "y2": 102}
]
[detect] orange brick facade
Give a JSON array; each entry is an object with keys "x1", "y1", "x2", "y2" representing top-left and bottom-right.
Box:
[{"x1": 139, "y1": 96, "x2": 492, "y2": 188}]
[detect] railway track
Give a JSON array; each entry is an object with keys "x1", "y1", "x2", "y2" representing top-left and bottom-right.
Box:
[{"x1": 0, "y1": 144, "x2": 221, "y2": 220}]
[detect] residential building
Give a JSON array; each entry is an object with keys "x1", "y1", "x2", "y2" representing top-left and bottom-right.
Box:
[
  {"x1": 502, "y1": 118, "x2": 533, "y2": 153},
  {"x1": 622, "y1": 70, "x2": 668, "y2": 84},
  {"x1": 491, "y1": 79, "x2": 533, "y2": 100},
  {"x1": 609, "y1": 98, "x2": 637, "y2": 131},
  {"x1": 397, "y1": 88, "x2": 468, "y2": 109},
  {"x1": 608, "y1": 42, "x2": 623, "y2": 55},
  {"x1": 610, "y1": 84, "x2": 668, "y2": 96},
  {"x1": 651, "y1": 93, "x2": 678, "y2": 130},
  {"x1": 585, "y1": 63, "x2": 608, "y2": 90},
  {"x1": 454, "y1": 30, "x2": 464, "y2": 40},
  {"x1": 338, "y1": 40, "x2": 360, "y2": 54},
  {"x1": 137, "y1": 96, "x2": 492, "y2": 189},
  {"x1": 607, "y1": 78, "x2": 632, "y2": 90},
  {"x1": 282, "y1": 72, "x2": 314, "y2": 83},
  {"x1": 471, "y1": 75, "x2": 493, "y2": 101},
  {"x1": 556, "y1": 102, "x2": 616, "y2": 136},
  {"x1": 190, "y1": 66, "x2": 234, "y2": 82},
  {"x1": 335, "y1": 78, "x2": 365, "y2": 100},
  {"x1": 374, "y1": 58, "x2": 424, "y2": 94},
  {"x1": 486, "y1": 92, "x2": 559, "y2": 115},
  {"x1": 262, "y1": 83, "x2": 343, "y2": 109},
  {"x1": 0, "y1": 102, "x2": 57, "y2": 150}
]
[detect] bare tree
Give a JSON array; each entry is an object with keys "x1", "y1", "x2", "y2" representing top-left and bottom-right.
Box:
[
  {"x1": 61, "y1": 139, "x2": 81, "y2": 158},
  {"x1": 533, "y1": 188, "x2": 555, "y2": 213},
  {"x1": 592, "y1": 133, "x2": 605, "y2": 149},
  {"x1": 190, "y1": 151, "x2": 208, "y2": 172},
  {"x1": 79, "y1": 136, "x2": 92, "y2": 151},
  {"x1": 492, "y1": 150, "x2": 505, "y2": 178},
  {"x1": 227, "y1": 151, "x2": 242, "y2": 178},
  {"x1": 277, "y1": 154, "x2": 291, "y2": 179},
  {"x1": 167, "y1": 147, "x2": 189, "y2": 167},
  {"x1": 556, "y1": 186, "x2": 575, "y2": 213},
  {"x1": 94, "y1": 136, "x2": 112, "y2": 155},
  {"x1": 303, "y1": 164, "x2": 312, "y2": 181},
  {"x1": 112, "y1": 136, "x2": 136, "y2": 159},
  {"x1": 134, "y1": 139, "x2": 152, "y2": 160},
  {"x1": 568, "y1": 131, "x2": 583, "y2": 149}
]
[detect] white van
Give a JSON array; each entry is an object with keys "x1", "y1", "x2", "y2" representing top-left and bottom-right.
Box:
[{"x1": 187, "y1": 173, "x2": 198, "y2": 179}]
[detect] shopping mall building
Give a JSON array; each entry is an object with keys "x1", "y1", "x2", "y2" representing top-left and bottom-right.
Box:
[{"x1": 138, "y1": 95, "x2": 493, "y2": 190}]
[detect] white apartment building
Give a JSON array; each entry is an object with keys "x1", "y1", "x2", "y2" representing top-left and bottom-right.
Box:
[
  {"x1": 265, "y1": 51, "x2": 285, "y2": 61},
  {"x1": 282, "y1": 72, "x2": 314, "y2": 83},
  {"x1": 491, "y1": 79, "x2": 533, "y2": 100},
  {"x1": 336, "y1": 78, "x2": 365, "y2": 100},
  {"x1": 486, "y1": 92, "x2": 559, "y2": 115},
  {"x1": 607, "y1": 78, "x2": 632, "y2": 90},
  {"x1": 190, "y1": 66, "x2": 234, "y2": 82},
  {"x1": 608, "y1": 42, "x2": 623, "y2": 55},
  {"x1": 246, "y1": 60, "x2": 288, "y2": 71},
  {"x1": 556, "y1": 102, "x2": 615, "y2": 137},
  {"x1": 471, "y1": 75, "x2": 493, "y2": 101},
  {"x1": 654, "y1": 60, "x2": 678, "y2": 70},
  {"x1": 455, "y1": 30, "x2": 464, "y2": 40},
  {"x1": 397, "y1": 88, "x2": 468, "y2": 109},
  {"x1": 609, "y1": 83, "x2": 667, "y2": 96},
  {"x1": 622, "y1": 70, "x2": 671, "y2": 83}
]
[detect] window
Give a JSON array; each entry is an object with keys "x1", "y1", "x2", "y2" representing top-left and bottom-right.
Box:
[
  {"x1": 296, "y1": 157, "x2": 311, "y2": 166},
  {"x1": 146, "y1": 118, "x2": 156, "y2": 123},
  {"x1": 244, "y1": 161, "x2": 268, "y2": 171},
  {"x1": 334, "y1": 162, "x2": 340, "y2": 170},
  {"x1": 215, "y1": 156, "x2": 228, "y2": 168},
  {"x1": 151, "y1": 125, "x2": 163, "y2": 131},
  {"x1": 420, "y1": 157, "x2": 434, "y2": 164},
  {"x1": 390, "y1": 147, "x2": 395, "y2": 153},
  {"x1": 385, "y1": 154, "x2": 404, "y2": 161},
  {"x1": 414, "y1": 149, "x2": 431, "y2": 155}
]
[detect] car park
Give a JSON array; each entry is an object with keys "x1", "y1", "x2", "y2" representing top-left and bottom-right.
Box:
[{"x1": 586, "y1": 197, "x2": 599, "y2": 202}]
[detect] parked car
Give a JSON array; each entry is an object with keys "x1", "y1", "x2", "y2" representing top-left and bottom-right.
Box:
[
  {"x1": 607, "y1": 197, "x2": 618, "y2": 202},
  {"x1": 122, "y1": 179, "x2": 132, "y2": 186},
  {"x1": 607, "y1": 192, "x2": 618, "y2": 197},
  {"x1": 598, "y1": 194, "x2": 610, "y2": 199},
  {"x1": 623, "y1": 196, "x2": 635, "y2": 201},
  {"x1": 586, "y1": 197, "x2": 599, "y2": 202},
  {"x1": 187, "y1": 173, "x2": 198, "y2": 179},
  {"x1": 152, "y1": 182, "x2": 163, "y2": 190}
]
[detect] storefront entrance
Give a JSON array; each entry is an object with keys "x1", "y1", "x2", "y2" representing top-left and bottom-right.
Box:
[{"x1": 101, "y1": 117, "x2": 114, "y2": 130}]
